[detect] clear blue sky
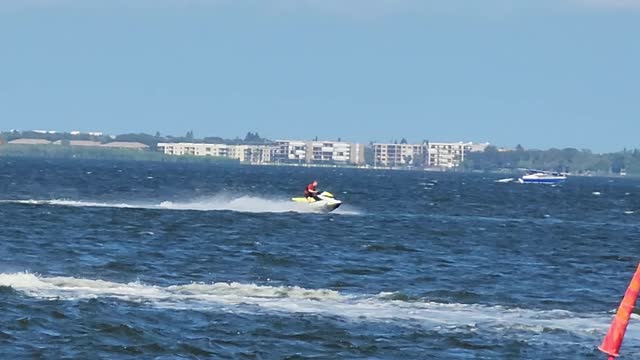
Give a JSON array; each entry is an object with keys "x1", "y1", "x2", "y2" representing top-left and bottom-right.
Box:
[{"x1": 1, "y1": 0, "x2": 638, "y2": 152}]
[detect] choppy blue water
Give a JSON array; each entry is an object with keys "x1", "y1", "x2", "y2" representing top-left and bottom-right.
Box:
[{"x1": 1, "y1": 158, "x2": 639, "y2": 359}]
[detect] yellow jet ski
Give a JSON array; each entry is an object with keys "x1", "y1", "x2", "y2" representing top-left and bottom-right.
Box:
[{"x1": 291, "y1": 191, "x2": 342, "y2": 213}]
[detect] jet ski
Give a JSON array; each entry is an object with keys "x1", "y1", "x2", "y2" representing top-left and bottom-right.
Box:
[{"x1": 291, "y1": 191, "x2": 342, "y2": 213}]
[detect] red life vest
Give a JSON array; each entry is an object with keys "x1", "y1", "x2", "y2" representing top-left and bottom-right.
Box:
[{"x1": 305, "y1": 183, "x2": 317, "y2": 196}]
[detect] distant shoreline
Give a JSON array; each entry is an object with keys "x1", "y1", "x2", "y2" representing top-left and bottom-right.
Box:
[
  {"x1": 1, "y1": 148, "x2": 632, "y2": 179},
  {"x1": 1, "y1": 142, "x2": 635, "y2": 178},
  {"x1": 0, "y1": 144, "x2": 237, "y2": 164}
]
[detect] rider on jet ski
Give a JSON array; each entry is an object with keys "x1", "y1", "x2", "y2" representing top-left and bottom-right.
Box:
[{"x1": 304, "y1": 180, "x2": 321, "y2": 201}]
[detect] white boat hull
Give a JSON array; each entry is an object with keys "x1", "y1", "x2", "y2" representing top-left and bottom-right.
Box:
[
  {"x1": 308, "y1": 199, "x2": 342, "y2": 213},
  {"x1": 518, "y1": 174, "x2": 566, "y2": 184}
]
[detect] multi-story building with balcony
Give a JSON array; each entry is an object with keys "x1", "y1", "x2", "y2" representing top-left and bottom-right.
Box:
[
  {"x1": 372, "y1": 143, "x2": 427, "y2": 167},
  {"x1": 426, "y1": 142, "x2": 469, "y2": 168},
  {"x1": 427, "y1": 142, "x2": 488, "y2": 168},
  {"x1": 373, "y1": 141, "x2": 489, "y2": 168},
  {"x1": 157, "y1": 143, "x2": 278, "y2": 164},
  {"x1": 229, "y1": 145, "x2": 278, "y2": 163},
  {"x1": 274, "y1": 140, "x2": 309, "y2": 163},
  {"x1": 274, "y1": 140, "x2": 365, "y2": 165}
]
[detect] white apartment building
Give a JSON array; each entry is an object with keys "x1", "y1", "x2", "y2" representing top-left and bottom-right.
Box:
[
  {"x1": 307, "y1": 141, "x2": 365, "y2": 165},
  {"x1": 373, "y1": 143, "x2": 427, "y2": 167},
  {"x1": 157, "y1": 143, "x2": 277, "y2": 164},
  {"x1": 427, "y1": 142, "x2": 484, "y2": 168},
  {"x1": 374, "y1": 141, "x2": 490, "y2": 168},
  {"x1": 349, "y1": 143, "x2": 366, "y2": 166},
  {"x1": 275, "y1": 140, "x2": 365, "y2": 165},
  {"x1": 275, "y1": 140, "x2": 308, "y2": 163},
  {"x1": 230, "y1": 145, "x2": 278, "y2": 163},
  {"x1": 158, "y1": 143, "x2": 223, "y2": 156},
  {"x1": 158, "y1": 140, "x2": 487, "y2": 168}
]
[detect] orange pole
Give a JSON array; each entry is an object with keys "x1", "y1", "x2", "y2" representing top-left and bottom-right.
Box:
[{"x1": 599, "y1": 262, "x2": 640, "y2": 358}]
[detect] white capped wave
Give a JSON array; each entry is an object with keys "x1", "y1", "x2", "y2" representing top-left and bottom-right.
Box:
[
  {"x1": 0, "y1": 272, "x2": 619, "y2": 340},
  {"x1": 0, "y1": 196, "x2": 361, "y2": 215}
]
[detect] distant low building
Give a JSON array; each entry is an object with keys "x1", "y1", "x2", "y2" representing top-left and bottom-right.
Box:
[
  {"x1": 52, "y1": 140, "x2": 102, "y2": 147},
  {"x1": 51, "y1": 140, "x2": 149, "y2": 150},
  {"x1": 8, "y1": 138, "x2": 52, "y2": 145},
  {"x1": 101, "y1": 142, "x2": 149, "y2": 150}
]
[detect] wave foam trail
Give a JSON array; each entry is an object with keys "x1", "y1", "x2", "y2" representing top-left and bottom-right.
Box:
[
  {"x1": 0, "y1": 197, "x2": 361, "y2": 215},
  {"x1": 0, "y1": 273, "x2": 617, "y2": 340},
  {"x1": 157, "y1": 196, "x2": 314, "y2": 213}
]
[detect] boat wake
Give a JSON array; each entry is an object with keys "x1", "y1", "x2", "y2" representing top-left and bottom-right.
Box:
[
  {"x1": 495, "y1": 178, "x2": 515, "y2": 183},
  {"x1": 0, "y1": 272, "x2": 622, "y2": 343},
  {"x1": 0, "y1": 197, "x2": 361, "y2": 215}
]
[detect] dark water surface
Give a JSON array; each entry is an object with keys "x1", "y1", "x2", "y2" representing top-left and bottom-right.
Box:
[{"x1": 1, "y1": 158, "x2": 639, "y2": 359}]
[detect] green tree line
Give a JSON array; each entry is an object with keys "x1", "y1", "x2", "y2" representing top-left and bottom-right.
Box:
[
  {"x1": 0, "y1": 130, "x2": 274, "y2": 151},
  {"x1": 463, "y1": 145, "x2": 640, "y2": 175}
]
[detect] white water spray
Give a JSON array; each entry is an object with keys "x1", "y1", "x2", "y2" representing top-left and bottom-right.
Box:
[{"x1": 0, "y1": 196, "x2": 361, "y2": 215}]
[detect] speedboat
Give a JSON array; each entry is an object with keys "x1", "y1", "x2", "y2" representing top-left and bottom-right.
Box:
[
  {"x1": 291, "y1": 191, "x2": 342, "y2": 213},
  {"x1": 517, "y1": 170, "x2": 567, "y2": 184}
]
